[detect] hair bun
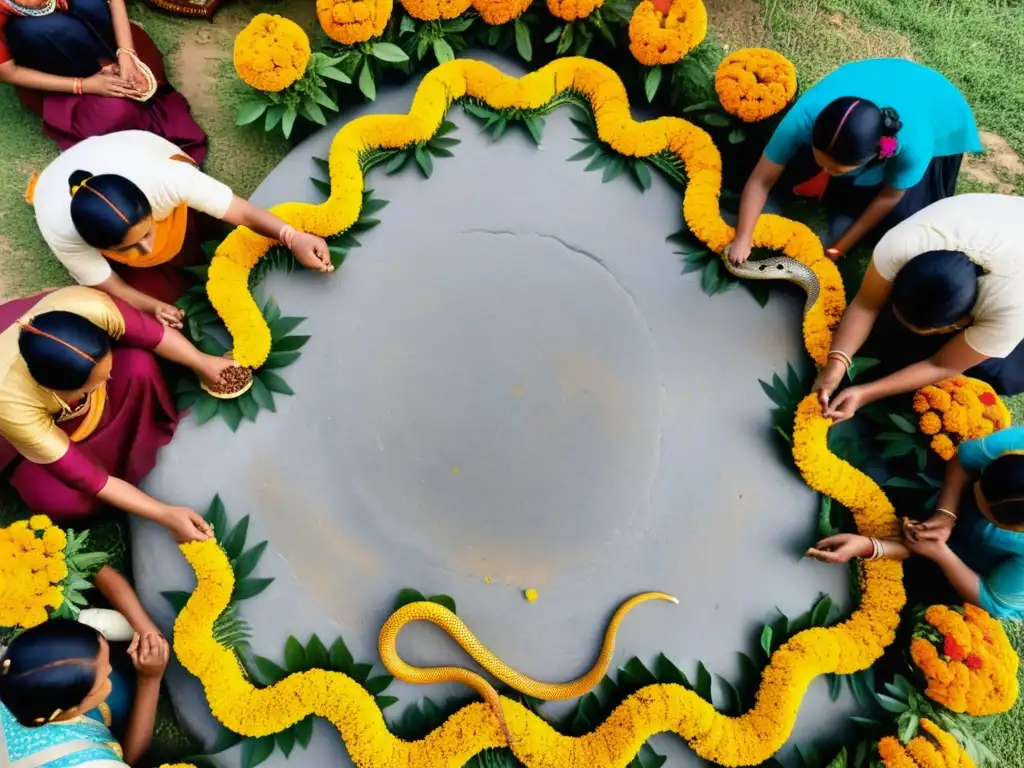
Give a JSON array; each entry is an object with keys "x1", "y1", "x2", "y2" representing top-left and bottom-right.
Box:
[
  {"x1": 879, "y1": 107, "x2": 902, "y2": 135},
  {"x1": 67, "y1": 170, "x2": 92, "y2": 196}
]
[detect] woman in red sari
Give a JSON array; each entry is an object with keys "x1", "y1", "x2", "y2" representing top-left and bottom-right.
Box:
[
  {"x1": 0, "y1": 0, "x2": 206, "y2": 163},
  {"x1": 0, "y1": 285, "x2": 233, "y2": 540}
]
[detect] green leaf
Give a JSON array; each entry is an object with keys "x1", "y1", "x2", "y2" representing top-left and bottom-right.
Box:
[
  {"x1": 205, "y1": 494, "x2": 228, "y2": 537},
  {"x1": 727, "y1": 128, "x2": 746, "y2": 144},
  {"x1": 463, "y1": 102, "x2": 496, "y2": 120},
  {"x1": 257, "y1": 370, "x2": 294, "y2": 395},
  {"x1": 161, "y1": 590, "x2": 191, "y2": 614},
  {"x1": 234, "y1": 577, "x2": 274, "y2": 601},
  {"x1": 304, "y1": 633, "x2": 330, "y2": 670},
  {"x1": 264, "y1": 351, "x2": 301, "y2": 369},
  {"x1": 602, "y1": 155, "x2": 625, "y2": 182},
  {"x1": 395, "y1": 587, "x2": 426, "y2": 610},
  {"x1": 694, "y1": 662, "x2": 713, "y2": 703},
  {"x1": 433, "y1": 38, "x2": 455, "y2": 64},
  {"x1": 638, "y1": 743, "x2": 668, "y2": 768},
  {"x1": 700, "y1": 112, "x2": 731, "y2": 127},
  {"x1": 253, "y1": 656, "x2": 289, "y2": 685},
  {"x1": 716, "y1": 675, "x2": 742, "y2": 715},
  {"x1": 429, "y1": 594, "x2": 457, "y2": 614},
  {"x1": 320, "y1": 66, "x2": 351, "y2": 83},
  {"x1": 192, "y1": 394, "x2": 219, "y2": 425},
  {"x1": 416, "y1": 33, "x2": 430, "y2": 61},
  {"x1": 514, "y1": 18, "x2": 532, "y2": 62},
  {"x1": 237, "y1": 392, "x2": 259, "y2": 422},
  {"x1": 282, "y1": 105, "x2": 299, "y2": 139},
  {"x1": 890, "y1": 413, "x2": 917, "y2": 433},
  {"x1": 632, "y1": 160, "x2": 652, "y2": 192},
  {"x1": 370, "y1": 42, "x2": 409, "y2": 62},
  {"x1": 376, "y1": 695, "x2": 400, "y2": 710},
  {"x1": 272, "y1": 335, "x2": 310, "y2": 353},
  {"x1": 237, "y1": 100, "x2": 268, "y2": 126},
  {"x1": 208, "y1": 726, "x2": 243, "y2": 754},
  {"x1": 701, "y1": 258, "x2": 720, "y2": 295},
  {"x1": 350, "y1": 662, "x2": 373, "y2": 684},
  {"x1": 899, "y1": 712, "x2": 920, "y2": 743},
  {"x1": 249, "y1": 377, "x2": 276, "y2": 413},
  {"x1": 300, "y1": 100, "x2": 328, "y2": 126},
  {"x1": 414, "y1": 146, "x2": 434, "y2": 178},
  {"x1": 584, "y1": 152, "x2": 610, "y2": 172},
  {"x1": 385, "y1": 150, "x2": 411, "y2": 174},
  {"x1": 425, "y1": 145, "x2": 454, "y2": 158},
  {"x1": 284, "y1": 635, "x2": 308, "y2": 672},
  {"x1": 524, "y1": 115, "x2": 544, "y2": 147},
  {"x1": 241, "y1": 736, "x2": 275, "y2": 768},
  {"x1": 400, "y1": 14, "x2": 416, "y2": 33},
  {"x1": 620, "y1": 657, "x2": 657, "y2": 686},
  {"x1": 221, "y1": 516, "x2": 249, "y2": 562},
  {"x1": 293, "y1": 716, "x2": 314, "y2": 749},
  {"x1": 825, "y1": 747, "x2": 847, "y2": 768},
  {"x1": 828, "y1": 673, "x2": 843, "y2": 701},
  {"x1": 875, "y1": 693, "x2": 910, "y2": 714},
  {"x1": 654, "y1": 653, "x2": 689, "y2": 687},
  {"x1": 364, "y1": 674, "x2": 394, "y2": 694},
  {"x1": 847, "y1": 356, "x2": 880, "y2": 382},
  {"x1": 358, "y1": 60, "x2": 376, "y2": 101},
  {"x1": 329, "y1": 637, "x2": 354, "y2": 673},
  {"x1": 276, "y1": 728, "x2": 296, "y2": 758},
  {"x1": 361, "y1": 195, "x2": 390, "y2": 216},
  {"x1": 760, "y1": 624, "x2": 773, "y2": 657},
  {"x1": 645, "y1": 67, "x2": 662, "y2": 102},
  {"x1": 811, "y1": 594, "x2": 832, "y2": 626},
  {"x1": 567, "y1": 145, "x2": 598, "y2": 162},
  {"x1": 264, "y1": 104, "x2": 284, "y2": 132},
  {"x1": 218, "y1": 400, "x2": 243, "y2": 432}
]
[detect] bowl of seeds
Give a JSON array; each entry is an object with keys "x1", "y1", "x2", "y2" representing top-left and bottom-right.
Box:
[{"x1": 200, "y1": 363, "x2": 254, "y2": 399}]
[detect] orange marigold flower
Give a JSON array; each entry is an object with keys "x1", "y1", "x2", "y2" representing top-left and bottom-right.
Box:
[
  {"x1": 317, "y1": 0, "x2": 391, "y2": 44},
  {"x1": 233, "y1": 14, "x2": 311, "y2": 93},
  {"x1": 919, "y1": 411, "x2": 942, "y2": 435},
  {"x1": 714, "y1": 48, "x2": 796, "y2": 123},
  {"x1": 547, "y1": 0, "x2": 602, "y2": 20},
  {"x1": 399, "y1": 0, "x2": 471, "y2": 20},
  {"x1": 628, "y1": 0, "x2": 707, "y2": 67},
  {"x1": 877, "y1": 719, "x2": 977, "y2": 768},
  {"x1": 476, "y1": 0, "x2": 531, "y2": 23},
  {"x1": 914, "y1": 377, "x2": 1010, "y2": 460}
]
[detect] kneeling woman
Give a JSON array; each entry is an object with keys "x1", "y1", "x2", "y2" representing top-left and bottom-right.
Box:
[
  {"x1": 1, "y1": 596, "x2": 168, "y2": 766},
  {"x1": 728, "y1": 58, "x2": 980, "y2": 264},
  {"x1": 807, "y1": 427, "x2": 1024, "y2": 619},
  {"x1": 0, "y1": 0, "x2": 206, "y2": 160},
  {"x1": 32, "y1": 130, "x2": 332, "y2": 315},
  {"x1": 0, "y1": 285, "x2": 231, "y2": 540},
  {"x1": 813, "y1": 194, "x2": 1024, "y2": 422}
]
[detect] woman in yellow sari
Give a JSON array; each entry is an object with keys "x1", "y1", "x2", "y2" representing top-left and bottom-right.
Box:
[{"x1": 31, "y1": 129, "x2": 332, "y2": 326}]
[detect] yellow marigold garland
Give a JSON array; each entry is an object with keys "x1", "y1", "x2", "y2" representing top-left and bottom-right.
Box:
[
  {"x1": 233, "y1": 14, "x2": 312, "y2": 93},
  {"x1": 0, "y1": 516, "x2": 67, "y2": 629},
  {"x1": 910, "y1": 604, "x2": 1019, "y2": 716},
  {"x1": 399, "y1": 0, "x2": 471, "y2": 21},
  {"x1": 207, "y1": 57, "x2": 844, "y2": 367},
  {"x1": 877, "y1": 718, "x2": 976, "y2": 768},
  {"x1": 714, "y1": 49, "x2": 797, "y2": 123},
  {"x1": 547, "y1": 0, "x2": 603, "y2": 22},
  {"x1": 317, "y1": 0, "x2": 392, "y2": 44},
  {"x1": 628, "y1": 0, "x2": 707, "y2": 67},
  {"x1": 913, "y1": 377, "x2": 1011, "y2": 460}
]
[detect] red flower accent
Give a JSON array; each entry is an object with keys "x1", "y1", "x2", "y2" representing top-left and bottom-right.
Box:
[
  {"x1": 966, "y1": 653, "x2": 983, "y2": 671},
  {"x1": 944, "y1": 634, "x2": 967, "y2": 661},
  {"x1": 979, "y1": 392, "x2": 997, "y2": 406}
]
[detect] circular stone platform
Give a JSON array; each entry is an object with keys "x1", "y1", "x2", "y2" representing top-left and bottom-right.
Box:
[{"x1": 133, "y1": 52, "x2": 856, "y2": 767}]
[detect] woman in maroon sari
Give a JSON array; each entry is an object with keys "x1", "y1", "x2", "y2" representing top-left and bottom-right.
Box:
[
  {"x1": 0, "y1": 0, "x2": 206, "y2": 163},
  {"x1": 0, "y1": 285, "x2": 232, "y2": 540}
]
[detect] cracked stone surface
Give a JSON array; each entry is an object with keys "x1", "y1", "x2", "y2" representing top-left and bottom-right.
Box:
[{"x1": 133, "y1": 51, "x2": 857, "y2": 767}]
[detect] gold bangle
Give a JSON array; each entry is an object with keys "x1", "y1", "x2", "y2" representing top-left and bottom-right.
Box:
[
  {"x1": 828, "y1": 349, "x2": 852, "y2": 368},
  {"x1": 935, "y1": 508, "x2": 958, "y2": 522}
]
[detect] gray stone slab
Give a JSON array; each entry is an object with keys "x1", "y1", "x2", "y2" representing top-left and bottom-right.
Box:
[{"x1": 133, "y1": 51, "x2": 857, "y2": 768}]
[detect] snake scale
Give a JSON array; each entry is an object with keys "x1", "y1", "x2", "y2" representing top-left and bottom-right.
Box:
[
  {"x1": 379, "y1": 592, "x2": 678, "y2": 743},
  {"x1": 722, "y1": 252, "x2": 822, "y2": 315}
]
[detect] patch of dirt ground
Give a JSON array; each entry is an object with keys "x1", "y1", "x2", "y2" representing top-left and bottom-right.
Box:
[
  {"x1": 704, "y1": 0, "x2": 771, "y2": 51},
  {"x1": 963, "y1": 131, "x2": 1024, "y2": 193}
]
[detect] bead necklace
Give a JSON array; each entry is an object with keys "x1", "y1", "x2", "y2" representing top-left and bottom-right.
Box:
[{"x1": 0, "y1": 0, "x2": 58, "y2": 17}]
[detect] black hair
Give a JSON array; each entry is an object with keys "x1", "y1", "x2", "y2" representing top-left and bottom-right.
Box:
[
  {"x1": 67, "y1": 170, "x2": 151, "y2": 250},
  {"x1": 980, "y1": 453, "x2": 1024, "y2": 528},
  {"x1": 811, "y1": 97, "x2": 903, "y2": 167},
  {"x1": 891, "y1": 250, "x2": 981, "y2": 331},
  {"x1": 18, "y1": 310, "x2": 111, "y2": 391},
  {"x1": 0, "y1": 619, "x2": 102, "y2": 727}
]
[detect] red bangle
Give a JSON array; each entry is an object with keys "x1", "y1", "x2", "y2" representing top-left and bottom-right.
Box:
[
  {"x1": 825, "y1": 247, "x2": 841, "y2": 259},
  {"x1": 72, "y1": 77, "x2": 83, "y2": 95}
]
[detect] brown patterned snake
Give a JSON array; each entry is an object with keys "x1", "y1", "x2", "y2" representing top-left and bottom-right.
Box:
[
  {"x1": 722, "y1": 250, "x2": 822, "y2": 314},
  {"x1": 378, "y1": 591, "x2": 678, "y2": 743}
]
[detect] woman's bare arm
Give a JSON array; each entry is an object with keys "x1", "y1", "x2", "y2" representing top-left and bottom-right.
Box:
[
  {"x1": 728, "y1": 154, "x2": 785, "y2": 264},
  {"x1": 92, "y1": 566, "x2": 160, "y2": 636}
]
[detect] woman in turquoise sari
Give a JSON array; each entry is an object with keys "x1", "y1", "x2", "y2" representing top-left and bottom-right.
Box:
[
  {"x1": 0, "y1": 566, "x2": 169, "y2": 766},
  {"x1": 807, "y1": 426, "x2": 1024, "y2": 619}
]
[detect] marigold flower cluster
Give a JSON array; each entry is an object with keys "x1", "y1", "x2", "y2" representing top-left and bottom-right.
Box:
[
  {"x1": 317, "y1": 0, "x2": 391, "y2": 44},
  {"x1": 399, "y1": 0, "x2": 470, "y2": 20},
  {"x1": 233, "y1": 14, "x2": 311, "y2": 93},
  {"x1": 0, "y1": 515, "x2": 68, "y2": 629},
  {"x1": 910, "y1": 604, "x2": 1019, "y2": 716},
  {"x1": 547, "y1": 0, "x2": 603, "y2": 21},
  {"x1": 877, "y1": 718, "x2": 976, "y2": 768},
  {"x1": 714, "y1": 48, "x2": 796, "y2": 122},
  {"x1": 913, "y1": 376, "x2": 1011, "y2": 460},
  {"x1": 628, "y1": 0, "x2": 707, "y2": 66}
]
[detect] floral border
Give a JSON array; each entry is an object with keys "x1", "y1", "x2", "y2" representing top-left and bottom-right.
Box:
[{"x1": 177, "y1": 56, "x2": 903, "y2": 767}]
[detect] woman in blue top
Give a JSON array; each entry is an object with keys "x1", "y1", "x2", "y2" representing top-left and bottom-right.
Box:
[
  {"x1": 807, "y1": 426, "x2": 1024, "y2": 619},
  {"x1": 728, "y1": 58, "x2": 981, "y2": 265}
]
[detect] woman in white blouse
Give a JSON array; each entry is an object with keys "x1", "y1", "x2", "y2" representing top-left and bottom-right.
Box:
[
  {"x1": 813, "y1": 194, "x2": 1024, "y2": 421},
  {"x1": 32, "y1": 130, "x2": 332, "y2": 328}
]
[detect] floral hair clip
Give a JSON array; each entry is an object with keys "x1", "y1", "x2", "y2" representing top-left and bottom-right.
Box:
[{"x1": 879, "y1": 136, "x2": 898, "y2": 159}]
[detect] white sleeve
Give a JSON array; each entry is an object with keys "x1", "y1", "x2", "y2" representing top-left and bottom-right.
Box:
[
  {"x1": 43, "y1": 235, "x2": 112, "y2": 287},
  {"x1": 871, "y1": 225, "x2": 916, "y2": 282},
  {"x1": 160, "y1": 162, "x2": 235, "y2": 219},
  {"x1": 964, "y1": 307, "x2": 1024, "y2": 359}
]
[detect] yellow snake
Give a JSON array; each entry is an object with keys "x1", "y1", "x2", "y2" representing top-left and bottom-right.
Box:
[{"x1": 378, "y1": 592, "x2": 678, "y2": 743}]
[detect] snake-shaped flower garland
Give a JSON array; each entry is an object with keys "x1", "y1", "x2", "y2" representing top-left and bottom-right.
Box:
[{"x1": 186, "y1": 57, "x2": 901, "y2": 767}]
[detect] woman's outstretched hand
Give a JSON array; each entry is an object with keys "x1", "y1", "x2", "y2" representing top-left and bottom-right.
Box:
[
  {"x1": 117, "y1": 51, "x2": 147, "y2": 93},
  {"x1": 806, "y1": 533, "x2": 871, "y2": 564},
  {"x1": 154, "y1": 301, "x2": 184, "y2": 329},
  {"x1": 725, "y1": 237, "x2": 752, "y2": 265},
  {"x1": 291, "y1": 232, "x2": 333, "y2": 273},
  {"x1": 82, "y1": 72, "x2": 135, "y2": 98},
  {"x1": 811, "y1": 359, "x2": 847, "y2": 410},
  {"x1": 197, "y1": 354, "x2": 239, "y2": 391},
  {"x1": 162, "y1": 505, "x2": 213, "y2": 543},
  {"x1": 129, "y1": 632, "x2": 170, "y2": 679},
  {"x1": 823, "y1": 384, "x2": 865, "y2": 423}
]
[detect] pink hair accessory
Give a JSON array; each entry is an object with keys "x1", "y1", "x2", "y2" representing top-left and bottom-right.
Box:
[
  {"x1": 279, "y1": 224, "x2": 298, "y2": 250},
  {"x1": 878, "y1": 136, "x2": 898, "y2": 159}
]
